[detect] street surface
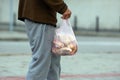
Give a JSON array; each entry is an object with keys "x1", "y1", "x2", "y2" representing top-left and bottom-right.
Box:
[
  {"x1": 0, "y1": 36, "x2": 120, "y2": 54},
  {"x1": 0, "y1": 36, "x2": 120, "y2": 80},
  {"x1": 0, "y1": 53, "x2": 120, "y2": 80}
]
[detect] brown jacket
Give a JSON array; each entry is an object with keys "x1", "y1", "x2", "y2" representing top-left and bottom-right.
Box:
[{"x1": 18, "y1": 0, "x2": 67, "y2": 26}]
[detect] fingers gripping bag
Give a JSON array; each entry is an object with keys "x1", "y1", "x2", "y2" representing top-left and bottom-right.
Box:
[{"x1": 52, "y1": 19, "x2": 78, "y2": 56}]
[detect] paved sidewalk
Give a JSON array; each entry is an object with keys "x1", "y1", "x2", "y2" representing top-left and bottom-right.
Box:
[
  {"x1": 0, "y1": 53, "x2": 120, "y2": 80},
  {"x1": 0, "y1": 31, "x2": 120, "y2": 80}
]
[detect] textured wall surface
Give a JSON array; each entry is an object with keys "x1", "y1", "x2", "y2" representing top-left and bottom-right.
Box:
[{"x1": 0, "y1": 0, "x2": 120, "y2": 29}]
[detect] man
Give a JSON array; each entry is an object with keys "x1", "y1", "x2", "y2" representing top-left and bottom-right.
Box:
[{"x1": 18, "y1": 0, "x2": 71, "y2": 80}]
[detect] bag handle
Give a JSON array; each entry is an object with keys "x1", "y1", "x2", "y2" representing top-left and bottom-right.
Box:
[{"x1": 60, "y1": 19, "x2": 72, "y2": 30}]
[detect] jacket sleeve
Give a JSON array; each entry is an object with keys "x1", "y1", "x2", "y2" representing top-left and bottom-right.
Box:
[{"x1": 43, "y1": 0, "x2": 68, "y2": 14}]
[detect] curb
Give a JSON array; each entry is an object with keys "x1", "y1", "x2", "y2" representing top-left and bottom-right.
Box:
[
  {"x1": 0, "y1": 73, "x2": 120, "y2": 80},
  {"x1": 75, "y1": 31, "x2": 120, "y2": 37},
  {"x1": 0, "y1": 31, "x2": 120, "y2": 41}
]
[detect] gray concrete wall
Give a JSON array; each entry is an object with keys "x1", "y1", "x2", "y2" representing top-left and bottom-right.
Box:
[
  {"x1": 0, "y1": 0, "x2": 120, "y2": 29},
  {"x1": 65, "y1": 0, "x2": 120, "y2": 29},
  {"x1": 0, "y1": 0, "x2": 22, "y2": 25}
]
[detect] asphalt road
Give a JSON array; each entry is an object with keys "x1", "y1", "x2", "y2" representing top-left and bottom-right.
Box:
[
  {"x1": 0, "y1": 36, "x2": 120, "y2": 55},
  {"x1": 0, "y1": 36, "x2": 120, "y2": 80}
]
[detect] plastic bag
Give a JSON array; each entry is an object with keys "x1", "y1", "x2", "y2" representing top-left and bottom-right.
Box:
[{"x1": 52, "y1": 19, "x2": 78, "y2": 56}]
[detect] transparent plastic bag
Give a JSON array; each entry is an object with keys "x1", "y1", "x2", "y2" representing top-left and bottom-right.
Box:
[{"x1": 52, "y1": 19, "x2": 78, "y2": 56}]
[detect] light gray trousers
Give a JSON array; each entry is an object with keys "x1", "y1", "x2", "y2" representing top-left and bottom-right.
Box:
[{"x1": 25, "y1": 19, "x2": 61, "y2": 80}]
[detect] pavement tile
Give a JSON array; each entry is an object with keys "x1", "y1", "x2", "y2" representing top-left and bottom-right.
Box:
[{"x1": 0, "y1": 53, "x2": 120, "y2": 80}]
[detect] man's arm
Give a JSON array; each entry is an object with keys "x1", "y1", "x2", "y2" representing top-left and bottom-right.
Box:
[
  {"x1": 61, "y1": 8, "x2": 71, "y2": 19},
  {"x1": 43, "y1": 0, "x2": 67, "y2": 14},
  {"x1": 43, "y1": 0, "x2": 71, "y2": 19}
]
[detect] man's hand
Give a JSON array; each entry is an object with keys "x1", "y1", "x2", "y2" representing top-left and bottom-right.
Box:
[{"x1": 61, "y1": 8, "x2": 71, "y2": 19}]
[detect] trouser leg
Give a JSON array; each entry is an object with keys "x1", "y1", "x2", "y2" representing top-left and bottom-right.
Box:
[
  {"x1": 47, "y1": 53, "x2": 61, "y2": 80},
  {"x1": 24, "y1": 19, "x2": 61, "y2": 80}
]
